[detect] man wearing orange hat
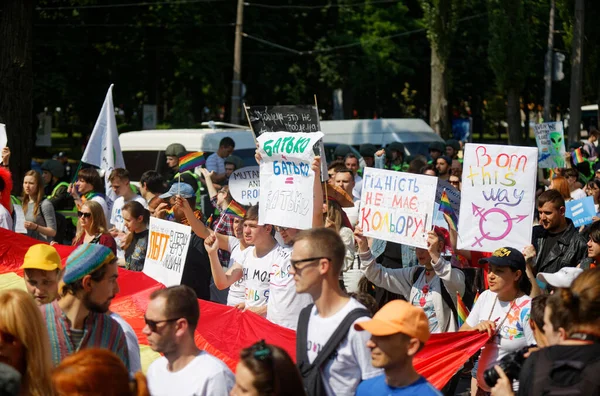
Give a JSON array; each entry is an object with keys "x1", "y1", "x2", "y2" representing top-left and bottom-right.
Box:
[
  {"x1": 354, "y1": 300, "x2": 442, "y2": 395},
  {"x1": 21, "y1": 244, "x2": 62, "y2": 305}
]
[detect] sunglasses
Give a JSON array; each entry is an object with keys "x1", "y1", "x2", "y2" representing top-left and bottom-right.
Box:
[
  {"x1": 77, "y1": 211, "x2": 92, "y2": 219},
  {"x1": 144, "y1": 316, "x2": 179, "y2": 332},
  {"x1": 290, "y1": 256, "x2": 330, "y2": 271}
]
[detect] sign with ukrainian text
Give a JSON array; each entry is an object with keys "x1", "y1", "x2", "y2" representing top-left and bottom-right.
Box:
[
  {"x1": 359, "y1": 167, "x2": 437, "y2": 248},
  {"x1": 143, "y1": 217, "x2": 191, "y2": 286},
  {"x1": 257, "y1": 132, "x2": 323, "y2": 230},
  {"x1": 457, "y1": 143, "x2": 537, "y2": 252},
  {"x1": 534, "y1": 122, "x2": 566, "y2": 169}
]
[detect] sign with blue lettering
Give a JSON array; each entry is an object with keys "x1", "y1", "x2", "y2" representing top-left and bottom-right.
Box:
[
  {"x1": 229, "y1": 166, "x2": 260, "y2": 205},
  {"x1": 566, "y1": 196, "x2": 596, "y2": 227}
]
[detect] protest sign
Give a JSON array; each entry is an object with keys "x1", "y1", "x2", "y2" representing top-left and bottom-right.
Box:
[
  {"x1": 257, "y1": 131, "x2": 323, "y2": 229},
  {"x1": 246, "y1": 105, "x2": 320, "y2": 135},
  {"x1": 565, "y1": 196, "x2": 596, "y2": 227},
  {"x1": 457, "y1": 143, "x2": 537, "y2": 252},
  {"x1": 435, "y1": 180, "x2": 461, "y2": 217},
  {"x1": 229, "y1": 166, "x2": 260, "y2": 205},
  {"x1": 534, "y1": 122, "x2": 566, "y2": 168},
  {"x1": 0, "y1": 123, "x2": 6, "y2": 149},
  {"x1": 143, "y1": 217, "x2": 191, "y2": 286},
  {"x1": 359, "y1": 167, "x2": 437, "y2": 248},
  {"x1": 12, "y1": 205, "x2": 27, "y2": 234}
]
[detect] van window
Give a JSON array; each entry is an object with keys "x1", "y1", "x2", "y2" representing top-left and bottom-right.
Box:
[{"x1": 122, "y1": 151, "x2": 162, "y2": 181}]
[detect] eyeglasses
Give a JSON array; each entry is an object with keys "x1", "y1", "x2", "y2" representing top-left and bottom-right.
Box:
[
  {"x1": 275, "y1": 226, "x2": 289, "y2": 232},
  {"x1": 290, "y1": 256, "x2": 330, "y2": 271},
  {"x1": 77, "y1": 211, "x2": 92, "y2": 219},
  {"x1": 144, "y1": 316, "x2": 180, "y2": 332}
]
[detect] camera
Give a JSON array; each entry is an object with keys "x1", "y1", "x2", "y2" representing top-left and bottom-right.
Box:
[{"x1": 483, "y1": 346, "x2": 529, "y2": 388}]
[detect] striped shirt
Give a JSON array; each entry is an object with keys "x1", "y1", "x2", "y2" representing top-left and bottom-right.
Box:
[{"x1": 40, "y1": 301, "x2": 130, "y2": 371}]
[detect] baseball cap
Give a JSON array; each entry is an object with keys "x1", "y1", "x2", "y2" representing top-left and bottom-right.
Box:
[
  {"x1": 354, "y1": 300, "x2": 430, "y2": 343},
  {"x1": 20, "y1": 244, "x2": 62, "y2": 272},
  {"x1": 537, "y1": 267, "x2": 583, "y2": 289},
  {"x1": 159, "y1": 182, "x2": 195, "y2": 199},
  {"x1": 41, "y1": 160, "x2": 65, "y2": 179},
  {"x1": 63, "y1": 244, "x2": 115, "y2": 285},
  {"x1": 479, "y1": 247, "x2": 526, "y2": 272}
]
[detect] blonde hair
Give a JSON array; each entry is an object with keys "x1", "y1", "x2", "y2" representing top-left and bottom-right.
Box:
[
  {"x1": 74, "y1": 200, "x2": 109, "y2": 244},
  {"x1": 22, "y1": 170, "x2": 45, "y2": 217},
  {"x1": 0, "y1": 289, "x2": 54, "y2": 396}
]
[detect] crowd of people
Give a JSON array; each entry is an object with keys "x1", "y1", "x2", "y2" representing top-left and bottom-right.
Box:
[{"x1": 0, "y1": 134, "x2": 599, "y2": 396}]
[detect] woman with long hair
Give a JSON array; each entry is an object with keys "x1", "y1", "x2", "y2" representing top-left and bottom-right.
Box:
[
  {"x1": 324, "y1": 200, "x2": 357, "y2": 290},
  {"x1": 459, "y1": 248, "x2": 535, "y2": 394},
  {"x1": 231, "y1": 341, "x2": 306, "y2": 396},
  {"x1": 72, "y1": 200, "x2": 117, "y2": 254},
  {"x1": 0, "y1": 289, "x2": 54, "y2": 396},
  {"x1": 22, "y1": 170, "x2": 57, "y2": 241},
  {"x1": 121, "y1": 201, "x2": 150, "y2": 271},
  {"x1": 52, "y1": 348, "x2": 149, "y2": 396},
  {"x1": 585, "y1": 179, "x2": 600, "y2": 212},
  {"x1": 68, "y1": 168, "x2": 111, "y2": 224},
  {"x1": 549, "y1": 176, "x2": 571, "y2": 202}
]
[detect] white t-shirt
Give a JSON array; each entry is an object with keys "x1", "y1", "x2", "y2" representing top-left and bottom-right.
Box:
[
  {"x1": 306, "y1": 298, "x2": 382, "y2": 396},
  {"x1": 266, "y1": 245, "x2": 312, "y2": 330},
  {"x1": 570, "y1": 188, "x2": 587, "y2": 201},
  {"x1": 146, "y1": 352, "x2": 234, "y2": 396},
  {"x1": 466, "y1": 290, "x2": 535, "y2": 390},
  {"x1": 110, "y1": 312, "x2": 141, "y2": 376},
  {"x1": 110, "y1": 195, "x2": 148, "y2": 258},
  {"x1": 227, "y1": 237, "x2": 246, "y2": 307},
  {"x1": 342, "y1": 199, "x2": 360, "y2": 228},
  {"x1": 241, "y1": 246, "x2": 273, "y2": 309},
  {"x1": 91, "y1": 195, "x2": 110, "y2": 226},
  {"x1": 352, "y1": 175, "x2": 363, "y2": 201},
  {"x1": 0, "y1": 204, "x2": 13, "y2": 231}
]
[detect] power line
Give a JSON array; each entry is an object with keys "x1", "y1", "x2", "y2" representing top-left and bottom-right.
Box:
[
  {"x1": 243, "y1": 12, "x2": 486, "y2": 55},
  {"x1": 36, "y1": 0, "x2": 224, "y2": 11},
  {"x1": 35, "y1": 23, "x2": 235, "y2": 28},
  {"x1": 244, "y1": 0, "x2": 400, "y2": 10}
]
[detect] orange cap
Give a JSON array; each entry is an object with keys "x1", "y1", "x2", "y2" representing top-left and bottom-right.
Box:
[{"x1": 354, "y1": 300, "x2": 430, "y2": 343}]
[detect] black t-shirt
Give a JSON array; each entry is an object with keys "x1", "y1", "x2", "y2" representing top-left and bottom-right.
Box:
[
  {"x1": 180, "y1": 233, "x2": 212, "y2": 301},
  {"x1": 518, "y1": 343, "x2": 600, "y2": 395},
  {"x1": 536, "y1": 231, "x2": 562, "y2": 271}
]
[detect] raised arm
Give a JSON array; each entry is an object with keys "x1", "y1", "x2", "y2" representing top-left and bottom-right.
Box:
[
  {"x1": 200, "y1": 168, "x2": 218, "y2": 200},
  {"x1": 204, "y1": 232, "x2": 243, "y2": 289},
  {"x1": 312, "y1": 156, "x2": 324, "y2": 228}
]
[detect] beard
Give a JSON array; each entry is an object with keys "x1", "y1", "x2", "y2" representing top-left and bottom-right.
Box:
[{"x1": 82, "y1": 292, "x2": 111, "y2": 313}]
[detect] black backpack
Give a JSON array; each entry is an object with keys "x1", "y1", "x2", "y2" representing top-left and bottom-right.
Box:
[
  {"x1": 296, "y1": 303, "x2": 371, "y2": 396},
  {"x1": 531, "y1": 347, "x2": 600, "y2": 395}
]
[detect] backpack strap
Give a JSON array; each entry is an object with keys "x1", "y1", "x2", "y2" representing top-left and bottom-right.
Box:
[
  {"x1": 297, "y1": 306, "x2": 371, "y2": 376},
  {"x1": 412, "y1": 266, "x2": 458, "y2": 325},
  {"x1": 296, "y1": 303, "x2": 313, "y2": 368}
]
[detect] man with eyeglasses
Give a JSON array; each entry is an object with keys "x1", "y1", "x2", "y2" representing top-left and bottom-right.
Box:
[
  {"x1": 144, "y1": 285, "x2": 234, "y2": 396},
  {"x1": 448, "y1": 175, "x2": 461, "y2": 191},
  {"x1": 292, "y1": 228, "x2": 381, "y2": 395}
]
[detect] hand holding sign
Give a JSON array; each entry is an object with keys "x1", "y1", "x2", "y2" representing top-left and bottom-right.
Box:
[{"x1": 353, "y1": 226, "x2": 369, "y2": 254}]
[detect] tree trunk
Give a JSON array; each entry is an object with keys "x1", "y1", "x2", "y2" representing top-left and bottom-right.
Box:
[
  {"x1": 506, "y1": 87, "x2": 521, "y2": 145},
  {"x1": 430, "y1": 46, "x2": 450, "y2": 138},
  {"x1": 568, "y1": 0, "x2": 585, "y2": 144},
  {"x1": 0, "y1": 0, "x2": 34, "y2": 196}
]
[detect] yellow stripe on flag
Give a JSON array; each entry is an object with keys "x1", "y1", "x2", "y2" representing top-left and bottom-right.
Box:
[{"x1": 0, "y1": 272, "x2": 27, "y2": 292}]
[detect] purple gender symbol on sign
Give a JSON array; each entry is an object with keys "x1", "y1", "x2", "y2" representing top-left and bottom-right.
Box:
[{"x1": 471, "y1": 204, "x2": 528, "y2": 247}]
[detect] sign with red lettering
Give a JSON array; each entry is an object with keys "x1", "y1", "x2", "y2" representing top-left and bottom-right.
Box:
[
  {"x1": 359, "y1": 167, "x2": 437, "y2": 248},
  {"x1": 143, "y1": 217, "x2": 191, "y2": 286},
  {"x1": 458, "y1": 143, "x2": 538, "y2": 252}
]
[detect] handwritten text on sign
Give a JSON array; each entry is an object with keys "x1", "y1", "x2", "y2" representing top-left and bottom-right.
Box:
[
  {"x1": 359, "y1": 168, "x2": 437, "y2": 248},
  {"x1": 257, "y1": 131, "x2": 323, "y2": 230},
  {"x1": 457, "y1": 144, "x2": 537, "y2": 252},
  {"x1": 229, "y1": 166, "x2": 260, "y2": 205},
  {"x1": 247, "y1": 105, "x2": 319, "y2": 135},
  {"x1": 143, "y1": 217, "x2": 192, "y2": 286},
  {"x1": 534, "y1": 122, "x2": 566, "y2": 169}
]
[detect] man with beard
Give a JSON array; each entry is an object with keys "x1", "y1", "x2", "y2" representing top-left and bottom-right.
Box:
[
  {"x1": 144, "y1": 285, "x2": 234, "y2": 396},
  {"x1": 39, "y1": 243, "x2": 129, "y2": 370}
]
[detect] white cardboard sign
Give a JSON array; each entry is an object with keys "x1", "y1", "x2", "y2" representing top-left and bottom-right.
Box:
[
  {"x1": 143, "y1": 217, "x2": 191, "y2": 286},
  {"x1": 229, "y1": 166, "x2": 260, "y2": 205}
]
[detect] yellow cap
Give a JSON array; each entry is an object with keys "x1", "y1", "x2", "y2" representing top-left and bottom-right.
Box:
[{"x1": 20, "y1": 244, "x2": 62, "y2": 272}]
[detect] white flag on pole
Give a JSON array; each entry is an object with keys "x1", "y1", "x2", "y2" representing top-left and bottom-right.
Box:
[{"x1": 81, "y1": 84, "x2": 125, "y2": 202}]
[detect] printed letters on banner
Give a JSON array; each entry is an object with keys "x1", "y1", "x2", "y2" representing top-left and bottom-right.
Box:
[
  {"x1": 257, "y1": 132, "x2": 323, "y2": 229},
  {"x1": 229, "y1": 166, "x2": 260, "y2": 205},
  {"x1": 359, "y1": 167, "x2": 437, "y2": 249},
  {"x1": 143, "y1": 217, "x2": 191, "y2": 286},
  {"x1": 457, "y1": 143, "x2": 537, "y2": 252}
]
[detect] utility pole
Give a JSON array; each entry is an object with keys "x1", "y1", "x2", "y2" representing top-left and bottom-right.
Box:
[
  {"x1": 543, "y1": 0, "x2": 555, "y2": 122},
  {"x1": 230, "y1": 0, "x2": 244, "y2": 125},
  {"x1": 568, "y1": 0, "x2": 584, "y2": 143}
]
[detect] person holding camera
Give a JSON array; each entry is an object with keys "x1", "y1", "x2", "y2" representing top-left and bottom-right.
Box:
[{"x1": 459, "y1": 247, "x2": 536, "y2": 394}]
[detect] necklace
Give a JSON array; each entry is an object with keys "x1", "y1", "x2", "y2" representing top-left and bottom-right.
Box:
[{"x1": 486, "y1": 295, "x2": 517, "y2": 338}]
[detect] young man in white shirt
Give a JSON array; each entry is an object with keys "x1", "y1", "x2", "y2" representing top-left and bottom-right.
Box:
[
  {"x1": 107, "y1": 168, "x2": 148, "y2": 259},
  {"x1": 144, "y1": 285, "x2": 234, "y2": 396},
  {"x1": 291, "y1": 228, "x2": 381, "y2": 396}
]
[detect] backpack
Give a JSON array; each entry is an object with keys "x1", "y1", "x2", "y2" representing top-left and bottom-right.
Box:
[
  {"x1": 296, "y1": 304, "x2": 371, "y2": 396},
  {"x1": 531, "y1": 347, "x2": 600, "y2": 395}
]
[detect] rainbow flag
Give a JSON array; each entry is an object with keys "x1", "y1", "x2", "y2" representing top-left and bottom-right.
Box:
[
  {"x1": 224, "y1": 200, "x2": 247, "y2": 219},
  {"x1": 472, "y1": 291, "x2": 480, "y2": 309},
  {"x1": 456, "y1": 291, "x2": 470, "y2": 327},
  {"x1": 572, "y1": 147, "x2": 584, "y2": 165},
  {"x1": 179, "y1": 152, "x2": 205, "y2": 173},
  {"x1": 440, "y1": 190, "x2": 458, "y2": 231}
]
